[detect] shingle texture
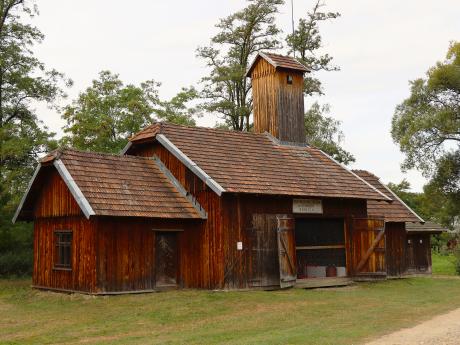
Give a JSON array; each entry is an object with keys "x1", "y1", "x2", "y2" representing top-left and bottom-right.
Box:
[
  {"x1": 353, "y1": 170, "x2": 422, "y2": 222},
  {"x1": 406, "y1": 221, "x2": 445, "y2": 234},
  {"x1": 42, "y1": 149, "x2": 200, "y2": 219},
  {"x1": 262, "y1": 52, "x2": 309, "y2": 72},
  {"x1": 246, "y1": 52, "x2": 309, "y2": 77},
  {"x1": 129, "y1": 123, "x2": 389, "y2": 201}
]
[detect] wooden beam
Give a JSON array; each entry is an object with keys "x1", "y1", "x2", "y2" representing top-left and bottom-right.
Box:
[{"x1": 356, "y1": 229, "x2": 385, "y2": 273}]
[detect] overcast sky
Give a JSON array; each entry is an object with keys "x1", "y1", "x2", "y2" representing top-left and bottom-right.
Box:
[{"x1": 31, "y1": 0, "x2": 460, "y2": 192}]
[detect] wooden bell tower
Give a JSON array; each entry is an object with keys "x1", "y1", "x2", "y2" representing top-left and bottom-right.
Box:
[{"x1": 246, "y1": 52, "x2": 309, "y2": 143}]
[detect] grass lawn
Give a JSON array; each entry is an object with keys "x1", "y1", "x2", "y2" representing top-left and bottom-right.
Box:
[
  {"x1": 432, "y1": 252, "x2": 457, "y2": 275},
  {"x1": 1, "y1": 278, "x2": 460, "y2": 344}
]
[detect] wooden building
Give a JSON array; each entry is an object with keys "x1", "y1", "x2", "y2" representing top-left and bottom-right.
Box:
[
  {"x1": 14, "y1": 52, "x2": 437, "y2": 294},
  {"x1": 354, "y1": 170, "x2": 444, "y2": 276}
]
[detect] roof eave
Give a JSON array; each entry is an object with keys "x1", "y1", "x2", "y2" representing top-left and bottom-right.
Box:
[
  {"x1": 120, "y1": 141, "x2": 132, "y2": 155},
  {"x1": 12, "y1": 163, "x2": 42, "y2": 223}
]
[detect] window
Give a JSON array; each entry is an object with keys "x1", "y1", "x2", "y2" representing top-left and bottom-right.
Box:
[
  {"x1": 287, "y1": 75, "x2": 293, "y2": 84},
  {"x1": 54, "y1": 231, "x2": 72, "y2": 269}
]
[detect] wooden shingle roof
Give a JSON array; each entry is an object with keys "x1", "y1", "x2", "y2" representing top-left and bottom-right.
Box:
[
  {"x1": 405, "y1": 221, "x2": 445, "y2": 234},
  {"x1": 245, "y1": 52, "x2": 309, "y2": 77},
  {"x1": 128, "y1": 123, "x2": 390, "y2": 201},
  {"x1": 353, "y1": 170, "x2": 423, "y2": 223},
  {"x1": 14, "y1": 148, "x2": 202, "y2": 221}
]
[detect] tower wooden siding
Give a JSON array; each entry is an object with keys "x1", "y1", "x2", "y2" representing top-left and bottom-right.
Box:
[{"x1": 251, "y1": 58, "x2": 305, "y2": 143}]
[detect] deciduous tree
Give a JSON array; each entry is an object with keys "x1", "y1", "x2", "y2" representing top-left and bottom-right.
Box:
[
  {"x1": 286, "y1": 0, "x2": 340, "y2": 95},
  {"x1": 61, "y1": 71, "x2": 197, "y2": 153},
  {"x1": 305, "y1": 102, "x2": 354, "y2": 165},
  {"x1": 392, "y1": 41, "x2": 460, "y2": 229},
  {"x1": 197, "y1": 0, "x2": 283, "y2": 131},
  {"x1": 0, "y1": 0, "x2": 69, "y2": 276}
]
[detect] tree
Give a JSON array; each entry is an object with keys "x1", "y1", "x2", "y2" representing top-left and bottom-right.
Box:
[
  {"x1": 305, "y1": 102, "x2": 355, "y2": 164},
  {"x1": 197, "y1": 0, "x2": 283, "y2": 131},
  {"x1": 155, "y1": 87, "x2": 199, "y2": 126},
  {"x1": 0, "y1": 0, "x2": 68, "y2": 276},
  {"x1": 286, "y1": 0, "x2": 340, "y2": 96},
  {"x1": 61, "y1": 71, "x2": 197, "y2": 153},
  {"x1": 391, "y1": 41, "x2": 460, "y2": 229},
  {"x1": 392, "y1": 41, "x2": 460, "y2": 175}
]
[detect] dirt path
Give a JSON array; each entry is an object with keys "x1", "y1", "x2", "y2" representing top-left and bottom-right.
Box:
[{"x1": 365, "y1": 307, "x2": 460, "y2": 345}]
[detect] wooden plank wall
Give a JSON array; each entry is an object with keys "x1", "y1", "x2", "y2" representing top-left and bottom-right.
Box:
[
  {"x1": 130, "y1": 143, "x2": 224, "y2": 289},
  {"x1": 351, "y1": 219, "x2": 386, "y2": 276},
  {"x1": 96, "y1": 217, "x2": 205, "y2": 292},
  {"x1": 406, "y1": 234, "x2": 432, "y2": 274},
  {"x1": 34, "y1": 169, "x2": 82, "y2": 218},
  {"x1": 33, "y1": 169, "x2": 97, "y2": 292},
  {"x1": 385, "y1": 222, "x2": 406, "y2": 277},
  {"x1": 251, "y1": 58, "x2": 278, "y2": 138},
  {"x1": 250, "y1": 57, "x2": 305, "y2": 143},
  {"x1": 221, "y1": 195, "x2": 367, "y2": 289},
  {"x1": 33, "y1": 216, "x2": 97, "y2": 292},
  {"x1": 276, "y1": 69, "x2": 305, "y2": 143}
]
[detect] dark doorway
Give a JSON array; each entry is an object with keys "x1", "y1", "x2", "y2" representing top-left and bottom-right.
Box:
[
  {"x1": 155, "y1": 232, "x2": 178, "y2": 287},
  {"x1": 295, "y1": 218, "x2": 346, "y2": 279}
]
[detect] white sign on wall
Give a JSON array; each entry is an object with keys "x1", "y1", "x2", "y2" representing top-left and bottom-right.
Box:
[{"x1": 293, "y1": 199, "x2": 323, "y2": 214}]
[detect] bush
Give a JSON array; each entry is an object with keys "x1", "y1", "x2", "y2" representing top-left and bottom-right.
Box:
[
  {"x1": 0, "y1": 249, "x2": 33, "y2": 277},
  {"x1": 0, "y1": 217, "x2": 33, "y2": 277}
]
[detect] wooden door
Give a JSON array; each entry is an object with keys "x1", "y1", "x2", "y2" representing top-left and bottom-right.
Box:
[
  {"x1": 249, "y1": 214, "x2": 279, "y2": 288},
  {"x1": 385, "y1": 223, "x2": 406, "y2": 277},
  {"x1": 155, "y1": 232, "x2": 178, "y2": 287},
  {"x1": 351, "y1": 218, "x2": 386, "y2": 276},
  {"x1": 277, "y1": 215, "x2": 296, "y2": 288}
]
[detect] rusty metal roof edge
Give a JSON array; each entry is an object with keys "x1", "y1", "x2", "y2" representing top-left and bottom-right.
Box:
[
  {"x1": 152, "y1": 155, "x2": 207, "y2": 219},
  {"x1": 53, "y1": 159, "x2": 95, "y2": 219},
  {"x1": 317, "y1": 150, "x2": 392, "y2": 202},
  {"x1": 156, "y1": 134, "x2": 225, "y2": 196},
  {"x1": 12, "y1": 163, "x2": 42, "y2": 224},
  {"x1": 380, "y1": 182, "x2": 425, "y2": 223}
]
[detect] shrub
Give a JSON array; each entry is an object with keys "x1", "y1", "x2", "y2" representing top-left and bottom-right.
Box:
[{"x1": 0, "y1": 249, "x2": 33, "y2": 277}]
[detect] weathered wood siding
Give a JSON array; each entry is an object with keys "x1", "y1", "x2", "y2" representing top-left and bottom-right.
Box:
[
  {"x1": 250, "y1": 58, "x2": 305, "y2": 143},
  {"x1": 276, "y1": 69, "x2": 305, "y2": 143},
  {"x1": 221, "y1": 195, "x2": 367, "y2": 289},
  {"x1": 33, "y1": 169, "x2": 97, "y2": 292},
  {"x1": 34, "y1": 169, "x2": 82, "y2": 218},
  {"x1": 127, "y1": 143, "x2": 225, "y2": 289},
  {"x1": 33, "y1": 217, "x2": 97, "y2": 292},
  {"x1": 252, "y1": 58, "x2": 278, "y2": 138},
  {"x1": 95, "y1": 217, "x2": 206, "y2": 292},
  {"x1": 385, "y1": 222, "x2": 406, "y2": 277},
  {"x1": 351, "y1": 218, "x2": 386, "y2": 277},
  {"x1": 406, "y1": 233, "x2": 432, "y2": 274}
]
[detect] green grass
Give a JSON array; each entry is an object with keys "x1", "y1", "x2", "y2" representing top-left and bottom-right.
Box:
[
  {"x1": 1, "y1": 278, "x2": 460, "y2": 344},
  {"x1": 432, "y1": 252, "x2": 457, "y2": 275}
]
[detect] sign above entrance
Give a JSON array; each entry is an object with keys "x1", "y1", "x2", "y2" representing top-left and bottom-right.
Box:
[{"x1": 293, "y1": 199, "x2": 323, "y2": 214}]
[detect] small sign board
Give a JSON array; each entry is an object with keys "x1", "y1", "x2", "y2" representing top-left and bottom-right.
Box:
[{"x1": 293, "y1": 199, "x2": 323, "y2": 214}]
